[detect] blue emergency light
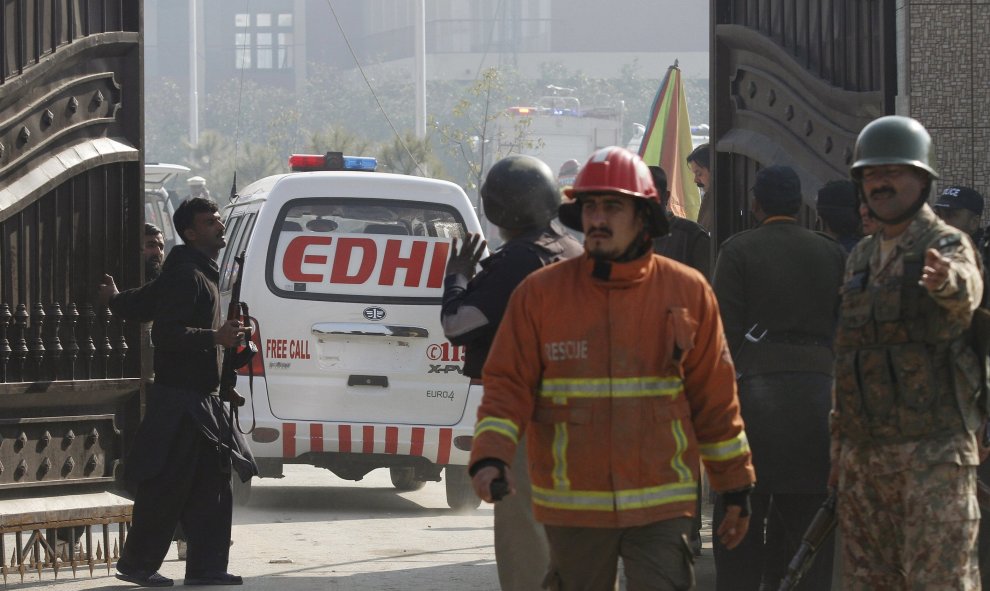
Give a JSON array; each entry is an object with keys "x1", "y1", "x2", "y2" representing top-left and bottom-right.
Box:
[{"x1": 288, "y1": 152, "x2": 377, "y2": 172}]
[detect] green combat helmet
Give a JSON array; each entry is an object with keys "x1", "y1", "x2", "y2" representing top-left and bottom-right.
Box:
[
  {"x1": 850, "y1": 115, "x2": 939, "y2": 179},
  {"x1": 481, "y1": 155, "x2": 560, "y2": 231},
  {"x1": 850, "y1": 115, "x2": 938, "y2": 224}
]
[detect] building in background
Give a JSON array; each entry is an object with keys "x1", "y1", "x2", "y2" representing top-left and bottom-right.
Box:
[{"x1": 144, "y1": 0, "x2": 709, "y2": 124}]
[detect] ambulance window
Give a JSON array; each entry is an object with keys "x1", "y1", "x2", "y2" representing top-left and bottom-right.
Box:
[
  {"x1": 267, "y1": 197, "x2": 468, "y2": 304},
  {"x1": 219, "y1": 212, "x2": 258, "y2": 291}
]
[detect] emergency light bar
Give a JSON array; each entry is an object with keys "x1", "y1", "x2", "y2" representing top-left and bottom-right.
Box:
[{"x1": 288, "y1": 152, "x2": 377, "y2": 172}]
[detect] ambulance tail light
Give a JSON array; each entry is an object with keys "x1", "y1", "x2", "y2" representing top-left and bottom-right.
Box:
[
  {"x1": 288, "y1": 152, "x2": 377, "y2": 172},
  {"x1": 238, "y1": 316, "x2": 265, "y2": 377}
]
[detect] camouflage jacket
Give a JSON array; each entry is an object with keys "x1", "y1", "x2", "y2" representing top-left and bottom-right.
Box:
[{"x1": 833, "y1": 205, "x2": 984, "y2": 448}]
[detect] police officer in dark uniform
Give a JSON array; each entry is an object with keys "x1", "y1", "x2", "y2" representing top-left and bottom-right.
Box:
[
  {"x1": 711, "y1": 165, "x2": 846, "y2": 591},
  {"x1": 102, "y1": 198, "x2": 258, "y2": 587},
  {"x1": 443, "y1": 154, "x2": 582, "y2": 591},
  {"x1": 933, "y1": 185, "x2": 990, "y2": 588}
]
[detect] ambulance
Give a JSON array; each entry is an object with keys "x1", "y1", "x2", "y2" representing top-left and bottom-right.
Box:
[{"x1": 218, "y1": 153, "x2": 485, "y2": 509}]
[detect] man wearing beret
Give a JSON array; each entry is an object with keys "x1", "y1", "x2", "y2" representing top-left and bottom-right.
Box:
[{"x1": 712, "y1": 165, "x2": 846, "y2": 590}]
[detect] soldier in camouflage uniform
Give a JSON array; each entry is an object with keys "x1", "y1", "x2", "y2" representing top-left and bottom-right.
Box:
[{"x1": 830, "y1": 115, "x2": 985, "y2": 589}]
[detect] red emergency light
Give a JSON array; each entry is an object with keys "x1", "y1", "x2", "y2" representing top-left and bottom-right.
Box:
[{"x1": 288, "y1": 154, "x2": 330, "y2": 171}]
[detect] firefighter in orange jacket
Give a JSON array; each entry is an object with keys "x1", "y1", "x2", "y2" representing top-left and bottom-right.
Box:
[{"x1": 470, "y1": 146, "x2": 756, "y2": 590}]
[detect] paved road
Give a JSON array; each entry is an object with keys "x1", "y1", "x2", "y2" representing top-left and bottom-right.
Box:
[{"x1": 5, "y1": 465, "x2": 716, "y2": 590}]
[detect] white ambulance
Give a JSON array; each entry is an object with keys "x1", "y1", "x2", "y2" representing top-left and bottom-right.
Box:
[{"x1": 218, "y1": 153, "x2": 485, "y2": 509}]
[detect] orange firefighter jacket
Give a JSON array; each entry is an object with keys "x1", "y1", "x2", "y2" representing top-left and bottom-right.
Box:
[{"x1": 471, "y1": 251, "x2": 755, "y2": 528}]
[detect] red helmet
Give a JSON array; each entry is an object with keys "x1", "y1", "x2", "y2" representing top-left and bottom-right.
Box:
[{"x1": 559, "y1": 146, "x2": 668, "y2": 237}]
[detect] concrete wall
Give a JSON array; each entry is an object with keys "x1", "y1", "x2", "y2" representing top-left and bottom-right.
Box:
[{"x1": 900, "y1": 0, "x2": 990, "y2": 220}]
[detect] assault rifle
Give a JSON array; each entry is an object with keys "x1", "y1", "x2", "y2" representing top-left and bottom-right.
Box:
[
  {"x1": 778, "y1": 492, "x2": 837, "y2": 591},
  {"x1": 219, "y1": 251, "x2": 256, "y2": 410}
]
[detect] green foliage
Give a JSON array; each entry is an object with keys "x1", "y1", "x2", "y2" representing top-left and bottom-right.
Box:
[
  {"x1": 377, "y1": 132, "x2": 445, "y2": 177},
  {"x1": 432, "y1": 68, "x2": 543, "y2": 196},
  {"x1": 304, "y1": 127, "x2": 375, "y2": 157}
]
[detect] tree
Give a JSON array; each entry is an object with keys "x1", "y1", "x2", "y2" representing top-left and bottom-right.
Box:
[
  {"x1": 377, "y1": 132, "x2": 445, "y2": 177},
  {"x1": 144, "y1": 61, "x2": 709, "y2": 196},
  {"x1": 433, "y1": 67, "x2": 542, "y2": 197}
]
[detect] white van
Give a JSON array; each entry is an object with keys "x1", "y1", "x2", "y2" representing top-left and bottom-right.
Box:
[
  {"x1": 218, "y1": 154, "x2": 486, "y2": 509},
  {"x1": 145, "y1": 163, "x2": 189, "y2": 252}
]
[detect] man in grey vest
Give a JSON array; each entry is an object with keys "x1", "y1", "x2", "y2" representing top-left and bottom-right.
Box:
[{"x1": 831, "y1": 116, "x2": 984, "y2": 589}]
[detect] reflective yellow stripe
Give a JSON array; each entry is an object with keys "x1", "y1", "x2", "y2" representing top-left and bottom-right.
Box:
[
  {"x1": 532, "y1": 482, "x2": 697, "y2": 512},
  {"x1": 475, "y1": 417, "x2": 520, "y2": 444},
  {"x1": 540, "y1": 376, "x2": 683, "y2": 399},
  {"x1": 552, "y1": 422, "x2": 570, "y2": 490},
  {"x1": 670, "y1": 420, "x2": 693, "y2": 482},
  {"x1": 699, "y1": 432, "x2": 750, "y2": 462}
]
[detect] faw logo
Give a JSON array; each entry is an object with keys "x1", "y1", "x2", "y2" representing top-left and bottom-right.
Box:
[
  {"x1": 274, "y1": 234, "x2": 451, "y2": 297},
  {"x1": 363, "y1": 307, "x2": 386, "y2": 321}
]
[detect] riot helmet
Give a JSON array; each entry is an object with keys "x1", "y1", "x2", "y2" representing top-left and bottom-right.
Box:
[
  {"x1": 481, "y1": 155, "x2": 560, "y2": 230},
  {"x1": 559, "y1": 147, "x2": 669, "y2": 237}
]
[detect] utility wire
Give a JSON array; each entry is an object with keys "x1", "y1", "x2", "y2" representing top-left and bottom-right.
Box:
[
  {"x1": 229, "y1": 0, "x2": 251, "y2": 201},
  {"x1": 324, "y1": 0, "x2": 425, "y2": 177},
  {"x1": 474, "y1": 0, "x2": 504, "y2": 81}
]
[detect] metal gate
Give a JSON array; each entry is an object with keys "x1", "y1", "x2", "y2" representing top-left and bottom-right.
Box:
[
  {"x1": 0, "y1": 0, "x2": 143, "y2": 582},
  {"x1": 710, "y1": 0, "x2": 893, "y2": 246}
]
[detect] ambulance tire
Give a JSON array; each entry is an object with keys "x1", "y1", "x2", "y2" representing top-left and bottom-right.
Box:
[
  {"x1": 389, "y1": 467, "x2": 427, "y2": 491},
  {"x1": 232, "y1": 475, "x2": 253, "y2": 506},
  {"x1": 445, "y1": 465, "x2": 482, "y2": 511}
]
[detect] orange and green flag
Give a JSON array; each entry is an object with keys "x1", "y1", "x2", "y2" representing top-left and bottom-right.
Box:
[{"x1": 638, "y1": 62, "x2": 701, "y2": 220}]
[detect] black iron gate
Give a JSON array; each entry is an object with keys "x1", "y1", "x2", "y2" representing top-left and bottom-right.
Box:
[
  {"x1": 710, "y1": 0, "x2": 893, "y2": 246},
  {"x1": 0, "y1": 0, "x2": 143, "y2": 582}
]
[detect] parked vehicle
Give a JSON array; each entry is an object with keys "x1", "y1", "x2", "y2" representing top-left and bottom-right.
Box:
[
  {"x1": 218, "y1": 153, "x2": 486, "y2": 510},
  {"x1": 144, "y1": 163, "x2": 189, "y2": 252}
]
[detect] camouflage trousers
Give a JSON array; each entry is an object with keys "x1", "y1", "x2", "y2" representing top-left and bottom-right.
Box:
[{"x1": 837, "y1": 444, "x2": 981, "y2": 590}]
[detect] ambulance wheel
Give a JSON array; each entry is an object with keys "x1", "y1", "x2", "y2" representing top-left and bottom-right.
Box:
[
  {"x1": 445, "y1": 465, "x2": 481, "y2": 511},
  {"x1": 232, "y1": 476, "x2": 253, "y2": 506},
  {"x1": 390, "y1": 467, "x2": 427, "y2": 491}
]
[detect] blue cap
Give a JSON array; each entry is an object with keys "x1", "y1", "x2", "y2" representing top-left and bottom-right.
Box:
[{"x1": 934, "y1": 186, "x2": 984, "y2": 216}]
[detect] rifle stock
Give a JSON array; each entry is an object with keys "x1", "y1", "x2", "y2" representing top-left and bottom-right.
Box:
[{"x1": 778, "y1": 492, "x2": 837, "y2": 591}]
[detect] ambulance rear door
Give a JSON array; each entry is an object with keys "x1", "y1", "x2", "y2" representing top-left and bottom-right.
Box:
[{"x1": 258, "y1": 174, "x2": 482, "y2": 427}]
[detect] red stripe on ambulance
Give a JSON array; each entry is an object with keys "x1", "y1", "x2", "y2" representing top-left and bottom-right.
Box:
[
  {"x1": 385, "y1": 426, "x2": 399, "y2": 454},
  {"x1": 338, "y1": 425, "x2": 352, "y2": 453},
  {"x1": 410, "y1": 427, "x2": 425, "y2": 456},
  {"x1": 310, "y1": 423, "x2": 323, "y2": 453},
  {"x1": 281, "y1": 423, "x2": 456, "y2": 463},
  {"x1": 283, "y1": 422, "x2": 296, "y2": 458},
  {"x1": 437, "y1": 428, "x2": 452, "y2": 465},
  {"x1": 362, "y1": 426, "x2": 375, "y2": 454}
]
